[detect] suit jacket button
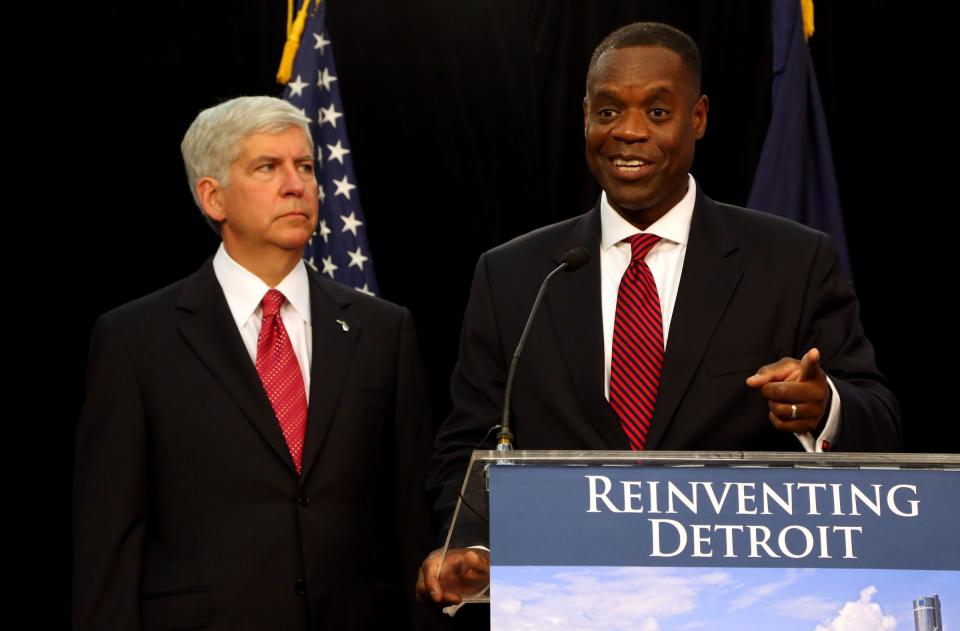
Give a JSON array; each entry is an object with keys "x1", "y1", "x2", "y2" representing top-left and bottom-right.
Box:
[
  {"x1": 294, "y1": 578, "x2": 306, "y2": 594},
  {"x1": 298, "y1": 494, "x2": 310, "y2": 507}
]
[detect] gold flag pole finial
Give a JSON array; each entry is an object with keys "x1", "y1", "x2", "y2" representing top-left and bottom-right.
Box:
[
  {"x1": 276, "y1": 0, "x2": 319, "y2": 85},
  {"x1": 801, "y1": 0, "x2": 815, "y2": 41}
]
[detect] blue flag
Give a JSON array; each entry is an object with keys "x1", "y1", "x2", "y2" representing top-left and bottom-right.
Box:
[
  {"x1": 283, "y1": 2, "x2": 379, "y2": 295},
  {"x1": 747, "y1": 0, "x2": 852, "y2": 275}
]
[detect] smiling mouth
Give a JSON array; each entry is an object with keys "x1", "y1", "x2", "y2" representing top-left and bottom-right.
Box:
[{"x1": 611, "y1": 157, "x2": 650, "y2": 172}]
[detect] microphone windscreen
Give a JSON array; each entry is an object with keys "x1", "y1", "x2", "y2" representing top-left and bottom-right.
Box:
[{"x1": 561, "y1": 247, "x2": 590, "y2": 271}]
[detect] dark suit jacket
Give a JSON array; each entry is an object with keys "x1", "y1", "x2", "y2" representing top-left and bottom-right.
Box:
[
  {"x1": 73, "y1": 259, "x2": 436, "y2": 631},
  {"x1": 429, "y1": 191, "x2": 901, "y2": 520}
]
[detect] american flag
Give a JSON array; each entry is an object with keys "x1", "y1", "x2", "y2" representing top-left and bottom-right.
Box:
[{"x1": 283, "y1": 1, "x2": 379, "y2": 296}]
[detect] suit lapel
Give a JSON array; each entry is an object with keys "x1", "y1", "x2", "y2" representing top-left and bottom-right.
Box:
[
  {"x1": 177, "y1": 260, "x2": 299, "y2": 473},
  {"x1": 546, "y1": 207, "x2": 630, "y2": 450},
  {"x1": 644, "y1": 192, "x2": 743, "y2": 449},
  {"x1": 299, "y1": 273, "x2": 359, "y2": 480}
]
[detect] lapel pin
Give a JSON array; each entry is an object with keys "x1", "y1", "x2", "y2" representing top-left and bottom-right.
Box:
[{"x1": 336, "y1": 319, "x2": 350, "y2": 332}]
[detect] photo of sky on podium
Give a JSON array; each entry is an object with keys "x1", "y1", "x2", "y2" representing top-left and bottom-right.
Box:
[{"x1": 491, "y1": 566, "x2": 957, "y2": 630}]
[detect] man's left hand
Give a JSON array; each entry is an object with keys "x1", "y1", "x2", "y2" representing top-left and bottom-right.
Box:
[{"x1": 746, "y1": 348, "x2": 829, "y2": 434}]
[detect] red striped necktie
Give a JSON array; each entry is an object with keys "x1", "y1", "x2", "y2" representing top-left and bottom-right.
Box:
[
  {"x1": 609, "y1": 233, "x2": 663, "y2": 450},
  {"x1": 256, "y1": 289, "x2": 308, "y2": 472}
]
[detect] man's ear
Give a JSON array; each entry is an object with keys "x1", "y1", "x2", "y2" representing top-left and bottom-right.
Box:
[
  {"x1": 197, "y1": 177, "x2": 226, "y2": 224},
  {"x1": 693, "y1": 94, "x2": 709, "y2": 140},
  {"x1": 583, "y1": 97, "x2": 589, "y2": 137}
]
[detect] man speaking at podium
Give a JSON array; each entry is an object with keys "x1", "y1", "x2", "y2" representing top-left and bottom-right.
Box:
[
  {"x1": 417, "y1": 22, "x2": 900, "y2": 608},
  {"x1": 73, "y1": 96, "x2": 435, "y2": 630}
]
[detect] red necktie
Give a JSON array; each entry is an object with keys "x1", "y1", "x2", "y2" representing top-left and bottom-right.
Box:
[
  {"x1": 256, "y1": 289, "x2": 308, "y2": 472},
  {"x1": 609, "y1": 233, "x2": 663, "y2": 450}
]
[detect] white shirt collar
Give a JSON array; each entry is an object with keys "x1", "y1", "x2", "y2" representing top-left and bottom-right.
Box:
[
  {"x1": 600, "y1": 174, "x2": 697, "y2": 251},
  {"x1": 212, "y1": 243, "x2": 312, "y2": 328}
]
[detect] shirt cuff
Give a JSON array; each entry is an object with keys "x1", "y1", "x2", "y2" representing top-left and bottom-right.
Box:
[{"x1": 794, "y1": 376, "x2": 841, "y2": 452}]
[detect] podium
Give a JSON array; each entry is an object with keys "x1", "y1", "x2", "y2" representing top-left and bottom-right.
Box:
[{"x1": 441, "y1": 451, "x2": 960, "y2": 629}]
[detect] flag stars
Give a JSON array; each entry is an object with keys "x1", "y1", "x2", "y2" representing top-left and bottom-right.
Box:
[
  {"x1": 317, "y1": 67, "x2": 338, "y2": 91},
  {"x1": 340, "y1": 211, "x2": 363, "y2": 235},
  {"x1": 313, "y1": 32, "x2": 331, "y2": 53},
  {"x1": 316, "y1": 219, "x2": 332, "y2": 243},
  {"x1": 320, "y1": 104, "x2": 343, "y2": 128},
  {"x1": 326, "y1": 140, "x2": 351, "y2": 164},
  {"x1": 347, "y1": 247, "x2": 369, "y2": 270},
  {"x1": 333, "y1": 175, "x2": 357, "y2": 200},
  {"x1": 287, "y1": 74, "x2": 308, "y2": 98},
  {"x1": 320, "y1": 256, "x2": 339, "y2": 278},
  {"x1": 284, "y1": 29, "x2": 374, "y2": 293}
]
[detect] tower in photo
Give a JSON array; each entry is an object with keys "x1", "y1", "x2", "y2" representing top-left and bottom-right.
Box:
[{"x1": 913, "y1": 595, "x2": 942, "y2": 631}]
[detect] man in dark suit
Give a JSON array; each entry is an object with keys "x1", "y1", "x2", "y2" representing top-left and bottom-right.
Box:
[
  {"x1": 417, "y1": 22, "x2": 900, "y2": 607},
  {"x1": 73, "y1": 96, "x2": 435, "y2": 630}
]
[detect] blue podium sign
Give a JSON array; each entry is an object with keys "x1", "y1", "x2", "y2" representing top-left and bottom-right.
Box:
[
  {"x1": 490, "y1": 466, "x2": 959, "y2": 570},
  {"x1": 486, "y1": 460, "x2": 959, "y2": 630}
]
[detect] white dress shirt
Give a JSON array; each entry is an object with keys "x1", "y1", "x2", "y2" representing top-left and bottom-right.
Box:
[
  {"x1": 598, "y1": 176, "x2": 839, "y2": 452},
  {"x1": 212, "y1": 244, "x2": 313, "y2": 401}
]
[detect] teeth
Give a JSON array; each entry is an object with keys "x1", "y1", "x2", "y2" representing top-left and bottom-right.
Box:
[{"x1": 613, "y1": 158, "x2": 647, "y2": 169}]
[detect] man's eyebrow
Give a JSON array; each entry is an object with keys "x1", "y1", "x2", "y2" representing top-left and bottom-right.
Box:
[
  {"x1": 644, "y1": 86, "x2": 675, "y2": 99},
  {"x1": 588, "y1": 86, "x2": 628, "y2": 104}
]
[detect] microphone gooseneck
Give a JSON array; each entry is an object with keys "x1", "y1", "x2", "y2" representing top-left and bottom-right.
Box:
[{"x1": 496, "y1": 247, "x2": 591, "y2": 450}]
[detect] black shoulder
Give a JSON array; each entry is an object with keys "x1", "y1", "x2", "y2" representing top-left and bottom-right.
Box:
[
  {"x1": 715, "y1": 200, "x2": 827, "y2": 247},
  {"x1": 307, "y1": 269, "x2": 410, "y2": 321},
  {"x1": 485, "y1": 214, "x2": 586, "y2": 261}
]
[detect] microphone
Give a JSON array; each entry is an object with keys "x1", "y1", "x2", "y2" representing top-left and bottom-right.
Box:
[{"x1": 496, "y1": 247, "x2": 590, "y2": 451}]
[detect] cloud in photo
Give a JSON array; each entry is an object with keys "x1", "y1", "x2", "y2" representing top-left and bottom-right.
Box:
[
  {"x1": 814, "y1": 585, "x2": 897, "y2": 631},
  {"x1": 728, "y1": 568, "x2": 805, "y2": 611},
  {"x1": 491, "y1": 567, "x2": 731, "y2": 631},
  {"x1": 773, "y1": 595, "x2": 843, "y2": 621}
]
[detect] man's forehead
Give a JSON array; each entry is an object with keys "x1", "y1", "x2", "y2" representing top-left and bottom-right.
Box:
[
  {"x1": 590, "y1": 81, "x2": 679, "y2": 102},
  {"x1": 236, "y1": 127, "x2": 312, "y2": 156},
  {"x1": 587, "y1": 45, "x2": 691, "y2": 91}
]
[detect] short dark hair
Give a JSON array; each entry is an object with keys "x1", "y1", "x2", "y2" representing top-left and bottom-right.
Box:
[{"x1": 587, "y1": 22, "x2": 702, "y2": 93}]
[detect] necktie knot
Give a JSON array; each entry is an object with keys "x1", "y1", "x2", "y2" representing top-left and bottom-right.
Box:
[
  {"x1": 261, "y1": 289, "x2": 286, "y2": 318},
  {"x1": 627, "y1": 233, "x2": 661, "y2": 263}
]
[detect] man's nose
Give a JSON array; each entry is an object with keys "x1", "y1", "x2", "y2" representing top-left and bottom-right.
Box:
[
  {"x1": 279, "y1": 163, "x2": 307, "y2": 195},
  {"x1": 612, "y1": 108, "x2": 651, "y2": 142}
]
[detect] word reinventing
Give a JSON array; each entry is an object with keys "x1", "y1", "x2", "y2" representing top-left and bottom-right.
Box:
[{"x1": 584, "y1": 475, "x2": 920, "y2": 561}]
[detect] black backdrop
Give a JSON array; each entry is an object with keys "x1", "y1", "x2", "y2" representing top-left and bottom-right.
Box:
[{"x1": 56, "y1": 0, "x2": 951, "y2": 624}]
